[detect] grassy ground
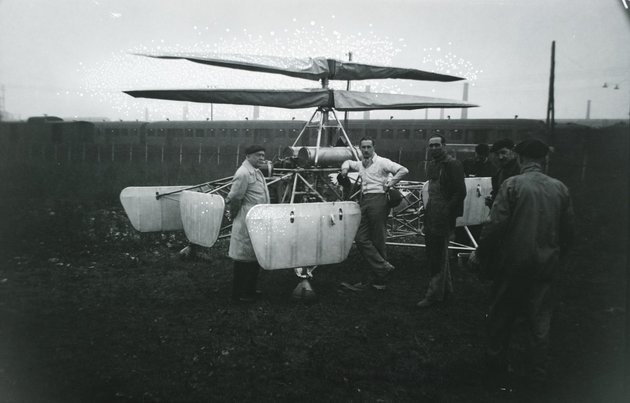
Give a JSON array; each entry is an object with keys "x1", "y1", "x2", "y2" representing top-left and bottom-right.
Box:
[{"x1": 0, "y1": 176, "x2": 626, "y2": 402}]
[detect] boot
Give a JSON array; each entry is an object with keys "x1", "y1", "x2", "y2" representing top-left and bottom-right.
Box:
[
  {"x1": 251, "y1": 263, "x2": 261, "y2": 297},
  {"x1": 232, "y1": 262, "x2": 254, "y2": 302},
  {"x1": 244, "y1": 262, "x2": 261, "y2": 298}
]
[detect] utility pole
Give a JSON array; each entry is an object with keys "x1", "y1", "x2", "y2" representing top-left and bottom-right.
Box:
[
  {"x1": 627, "y1": 85, "x2": 630, "y2": 403},
  {"x1": 207, "y1": 85, "x2": 215, "y2": 121},
  {"x1": 344, "y1": 51, "x2": 352, "y2": 132},
  {"x1": 461, "y1": 82, "x2": 469, "y2": 119},
  {"x1": 0, "y1": 85, "x2": 5, "y2": 121},
  {"x1": 546, "y1": 41, "x2": 556, "y2": 143},
  {"x1": 585, "y1": 99, "x2": 591, "y2": 120},
  {"x1": 363, "y1": 85, "x2": 371, "y2": 120}
]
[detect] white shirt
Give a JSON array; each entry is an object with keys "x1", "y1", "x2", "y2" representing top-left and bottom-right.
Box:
[{"x1": 341, "y1": 154, "x2": 406, "y2": 194}]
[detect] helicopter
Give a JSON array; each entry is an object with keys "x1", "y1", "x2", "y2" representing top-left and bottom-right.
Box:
[{"x1": 120, "y1": 52, "x2": 486, "y2": 298}]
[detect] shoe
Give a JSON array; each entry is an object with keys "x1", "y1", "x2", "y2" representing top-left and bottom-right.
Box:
[
  {"x1": 416, "y1": 298, "x2": 436, "y2": 308},
  {"x1": 232, "y1": 295, "x2": 256, "y2": 304},
  {"x1": 484, "y1": 375, "x2": 513, "y2": 394},
  {"x1": 371, "y1": 279, "x2": 387, "y2": 290},
  {"x1": 340, "y1": 282, "x2": 369, "y2": 292},
  {"x1": 244, "y1": 290, "x2": 263, "y2": 300},
  {"x1": 340, "y1": 281, "x2": 387, "y2": 291},
  {"x1": 371, "y1": 262, "x2": 394, "y2": 290}
]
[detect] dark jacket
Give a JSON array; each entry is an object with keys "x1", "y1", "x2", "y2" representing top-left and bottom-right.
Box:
[
  {"x1": 477, "y1": 162, "x2": 575, "y2": 281},
  {"x1": 463, "y1": 157, "x2": 497, "y2": 178},
  {"x1": 490, "y1": 158, "x2": 520, "y2": 202},
  {"x1": 426, "y1": 154, "x2": 467, "y2": 229}
]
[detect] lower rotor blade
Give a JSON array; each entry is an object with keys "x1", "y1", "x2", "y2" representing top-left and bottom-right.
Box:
[
  {"x1": 125, "y1": 88, "x2": 332, "y2": 109},
  {"x1": 333, "y1": 90, "x2": 478, "y2": 111}
]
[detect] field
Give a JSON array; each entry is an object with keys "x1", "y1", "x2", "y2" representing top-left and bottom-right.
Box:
[{"x1": 0, "y1": 167, "x2": 627, "y2": 402}]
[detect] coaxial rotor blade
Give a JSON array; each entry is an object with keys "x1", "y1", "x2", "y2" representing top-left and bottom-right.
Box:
[
  {"x1": 125, "y1": 88, "x2": 333, "y2": 109},
  {"x1": 125, "y1": 88, "x2": 477, "y2": 111},
  {"x1": 136, "y1": 53, "x2": 330, "y2": 81},
  {"x1": 135, "y1": 53, "x2": 465, "y2": 82},
  {"x1": 332, "y1": 90, "x2": 477, "y2": 111},
  {"x1": 329, "y1": 60, "x2": 463, "y2": 82}
]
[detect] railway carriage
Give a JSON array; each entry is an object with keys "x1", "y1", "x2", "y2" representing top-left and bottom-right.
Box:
[{"x1": 0, "y1": 116, "x2": 549, "y2": 167}]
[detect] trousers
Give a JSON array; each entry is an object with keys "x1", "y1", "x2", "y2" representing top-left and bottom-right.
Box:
[
  {"x1": 486, "y1": 276, "x2": 555, "y2": 380},
  {"x1": 423, "y1": 233, "x2": 453, "y2": 301},
  {"x1": 354, "y1": 193, "x2": 391, "y2": 280}
]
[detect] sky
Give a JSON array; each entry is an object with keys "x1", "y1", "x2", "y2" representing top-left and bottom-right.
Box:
[{"x1": 0, "y1": 0, "x2": 629, "y2": 121}]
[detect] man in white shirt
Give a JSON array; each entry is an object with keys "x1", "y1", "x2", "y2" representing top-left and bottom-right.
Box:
[{"x1": 339, "y1": 137, "x2": 408, "y2": 290}]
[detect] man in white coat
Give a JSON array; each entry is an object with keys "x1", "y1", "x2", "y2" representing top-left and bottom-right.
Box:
[{"x1": 226, "y1": 144, "x2": 270, "y2": 303}]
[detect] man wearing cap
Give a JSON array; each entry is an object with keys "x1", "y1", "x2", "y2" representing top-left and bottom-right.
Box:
[
  {"x1": 469, "y1": 139, "x2": 574, "y2": 389},
  {"x1": 339, "y1": 137, "x2": 408, "y2": 291},
  {"x1": 459, "y1": 142, "x2": 497, "y2": 245},
  {"x1": 416, "y1": 135, "x2": 466, "y2": 308},
  {"x1": 226, "y1": 144, "x2": 270, "y2": 303},
  {"x1": 486, "y1": 138, "x2": 520, "y2": 207},
  {"x1": 463, "y1": 143, "x2": 497, "y2": 178}
]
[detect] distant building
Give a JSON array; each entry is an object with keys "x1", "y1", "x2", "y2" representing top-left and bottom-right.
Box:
[
  {"x1": 0, "y1": 110, "x2": 11, "y2": 121},
  {"x1": 61, "y1": 117, "x2": 112, "y2": 122}
]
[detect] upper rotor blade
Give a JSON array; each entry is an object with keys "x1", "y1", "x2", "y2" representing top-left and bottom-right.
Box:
[
  {"x1": 332, "y1": 90, "x2": 477, "y2": 111},
  {"x1": 125, "y1": 88, "x2": 333, "y2": 109},
  {"x1": 136, "y1": 53, "x2": 465, "y2": 82},
  {"x1": 330, "y1": 61, "x2": 464, "y2": 82},
  {"x1": 137, "y1": 53, "x2": 330, "y2": 81}
]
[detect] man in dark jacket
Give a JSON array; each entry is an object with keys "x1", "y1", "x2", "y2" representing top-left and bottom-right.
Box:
[
  {"x1": 463, "y1": 143, "x2": 496, "y2": 178},
  {"x1": 470, "y1": 139, "x2": 574, "y2": 389},
  {"x1": 417, "y1": 135, "x2": 466, "y2": 308},
  {"x1": 486, "y1": 138, "x2": 520, "y2": 207}
]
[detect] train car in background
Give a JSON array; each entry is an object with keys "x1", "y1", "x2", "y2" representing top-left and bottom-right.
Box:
[
  {"x1": 0, "y1": 116, "x2": 549, "y2": 166},
  {"x1": 344, "y1": 118, "x2": 547, "y2": 145},
  {"x1": 1, "y1": 115, "x2": 625, "y2": 202},
  {"x1": 91, "y1": 121, "x2": 148, "y2": 145},
  {"x1": 21, "y1": 117, "x2": 98, "y2": 145},
  {"x1": 0, "y1": 116, "x2": 100, "y2": 162},
  {"x1": 143, "y1": 119, "x2": 306, "y2": 147}
]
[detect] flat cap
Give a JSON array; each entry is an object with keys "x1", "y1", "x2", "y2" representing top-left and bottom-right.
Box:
[
  {"x1": 245, "y1": 144, "x2": 265, "y2": 155},
  {"x1": 515, "y1": 139, "x2": 549, "y2": 158},
  {"x1": 490, "y1": 138, "x2": 514, "y2": 153},
  {"x1": 475, "y1": 143, "x2": 490, "y2": 156}
]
